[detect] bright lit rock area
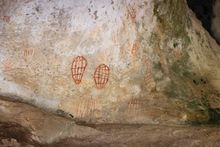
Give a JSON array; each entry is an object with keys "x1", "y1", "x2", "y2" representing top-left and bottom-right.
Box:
[{"x1": 1, "y1": 0, "x2": 220, "y2": 146}]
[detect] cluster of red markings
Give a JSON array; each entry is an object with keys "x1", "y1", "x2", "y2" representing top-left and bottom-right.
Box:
[{"x1": 71, "y1": 56, "x2": 110, "y2": 89}]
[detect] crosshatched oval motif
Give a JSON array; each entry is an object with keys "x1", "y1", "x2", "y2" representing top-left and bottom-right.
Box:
[
  {"x1": 71, "y1": 56, "x2": 87, "y2": 84},
  {"x1": 93, "y1": 64, "x2": 110, "y2": 89}
]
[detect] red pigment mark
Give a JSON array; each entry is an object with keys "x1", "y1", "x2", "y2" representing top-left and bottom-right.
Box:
[
  {"x1": 71, "y1": 56, "x2": 87, "y2": 84},
  {"x1": 3, "y1": 58, "x2": 13, "y2": 72},
  {"x1": 144, "y1": 72, "x2": 153, "y2": 84},
  {"x1": 112, "y1": 31, "x2": 119, "y2": 44},
  {"x1": 144, "y1": 58, "x2": 155, "y2": 90},
  {"x1": 131, "y1": 41, "x2": 140, "y2": 56},
  {"x1": 93, "y1": 64, "x2": 110, "y2": 89},
  {"x1": 23, "y1": 48, "x2": 34, "y2": 58},
  {"x1": 144, "y1": 58, "x2": 152, "y2": 71},
  {"x1": 127, "y1": 5, "x2": 136, "y2": 22},
  {"x1": 76, "y1": 98, "x2": 97, "y2": 118},
  {"x1": 2, "y1": 16, "x2": 10, "y2": 23},
  {"x1": 173, "y1": 49, "x2": 182, "y2": 59},
  {"x1": 128, "y1": 98, "x2": 143, "y2": 112}
]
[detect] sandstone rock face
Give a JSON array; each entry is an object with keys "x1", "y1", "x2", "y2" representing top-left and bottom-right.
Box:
[{"x1": 1, "y1": 0, "x2": 220, "y2": 124}]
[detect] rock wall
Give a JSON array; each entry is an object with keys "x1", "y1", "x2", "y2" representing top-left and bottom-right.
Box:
[
  {"x1": 1, "y1": 0, "x2": 220, "y2": 124},
  {"x1": 212, "y1": 0, "x2": 220, "y2": 43}
]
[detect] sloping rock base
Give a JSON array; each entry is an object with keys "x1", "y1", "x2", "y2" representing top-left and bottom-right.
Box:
[{"x1": 1, "y1": 97, "x2": 220, "y2": 147}]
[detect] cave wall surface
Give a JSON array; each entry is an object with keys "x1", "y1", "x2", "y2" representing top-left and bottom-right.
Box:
[
  {"x1": 212, "y1": 0, "x2": 220, "y2": 43},
  {"x1": 1, "y1": 0, "x2": 220, "y2": 124}
]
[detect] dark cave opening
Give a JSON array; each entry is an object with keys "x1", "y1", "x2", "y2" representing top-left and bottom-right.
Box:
[{"x1": 186, "y1": 0, "x2": 219, "y2": 44}]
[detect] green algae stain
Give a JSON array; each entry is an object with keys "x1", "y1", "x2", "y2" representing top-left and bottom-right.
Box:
[
  {"x1": 171, "y1": 53, "x2": 191, "y2": 77},
  {"x1": 151, "y1": 0, "x2": 220, "y2": 124},
  {"x1": 153, "y1": 0, "x2": 191, "y2": 47}
]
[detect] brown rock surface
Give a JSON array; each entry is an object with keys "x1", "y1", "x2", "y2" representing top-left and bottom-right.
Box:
[
  {"x1": 0, "y1": 97, "x2": 101, "y2": 144},
  {"x1": 1, "y1": 97, "x2": 220, "y2": 147}
]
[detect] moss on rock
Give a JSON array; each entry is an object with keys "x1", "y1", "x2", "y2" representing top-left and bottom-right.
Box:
[{"x1": 153, "y1": 0, "x2": 191, "y2": 47}]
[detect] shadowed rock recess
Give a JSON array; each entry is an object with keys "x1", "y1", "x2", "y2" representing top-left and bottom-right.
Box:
[{"x1": 1, "y1": 0, "x2": 220, "y2": 146}]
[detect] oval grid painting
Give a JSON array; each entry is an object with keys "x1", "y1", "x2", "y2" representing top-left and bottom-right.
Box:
[
  {"x1": 71, "y1": 56, "x2": 87, "y2": 84},
  {"x1": 93, "y1": 64, "x2": 110, "y2": 89}
]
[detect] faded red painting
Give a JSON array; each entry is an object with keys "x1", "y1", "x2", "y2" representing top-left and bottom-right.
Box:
[
  {"x1": 93, "y1": 64, "x2": 110, "y2": 89},
  {"x1": 131, "y1": 41, "x2": 140, "y2": 56},
  {"x1": 144, "y1": 57, "x2": 156, "y2": 91},
  {"x1": 2, "y1": 16, "x2": 10, "y2": 23},
  {"x1": 75, "y1": 98, "x2": 97, "y2": 118},
  {"x1": 128, "y1": 98, "x2": 143, "y2": 114},
  {"x1": 22, "y1": 48, "x2": 34, "y2": 59},
  {"x1": 71, "y1": 56, "x2": 87, "y2": 84},
  {"x1": 126, "y1": 3, "x2": 136, "y2": 23},
  {"x1": 3, "y1": 58, "x2": 13, "y2": 72},
  {"x1": 128, "y1": 98, "x2": 143, "y2": 110}
]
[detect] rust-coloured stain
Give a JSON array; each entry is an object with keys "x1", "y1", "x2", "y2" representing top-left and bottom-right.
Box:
[
  {"x1": 71, "y1": 56, "x2": 87, "y2": 84},
  {"x1": 93, "y1": 64, "x2": 110, "y2": 89}
]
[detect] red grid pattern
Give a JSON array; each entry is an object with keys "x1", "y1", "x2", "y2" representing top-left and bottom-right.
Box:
[
  {"x1": 75, "y1": 98, "x2": 97, "y2": 118},
  {"x1": 128, "y1": 98, "x2": 143, "y2": 110},
  {"x1": 93, "y1": 64, "x2": 110, "y2": 89},
  {"x1": 71, "y1": 56, "x2": 87, "y2": 84}
]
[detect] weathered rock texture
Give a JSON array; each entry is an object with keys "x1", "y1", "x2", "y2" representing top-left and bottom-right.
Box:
[
  {"x1": 1, "y1": 97, "x2": 220, "y2": 147},
  {"x1": 1, "y1": 0, "x2": 220, "y2": 124},
  {"x1": 212, "y1": 0, "x2": 220, "y2": 43},
  {"x1": 0, "y1": 97, "x2": 101, "y2": 144}
]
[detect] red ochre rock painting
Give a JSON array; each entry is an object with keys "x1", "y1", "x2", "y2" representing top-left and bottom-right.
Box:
[
  {"x1": 2, "y1": 16, "x2": 10, "y2": 23},
  {"x1": 131, "y1": 41, "x2": 140, "y2": 56},
  {"x1": 93, "y1": 64, "x2": 110, "y2": 89},
  {"x1": 127, "y1": 4, "x2": 136, "y2": 22},
  {"x1": 22, "y1": 48, "x2": 34, "y2": 58},
  {"x1": 75, "y1": 98, "x2": 97, "y2": 118},
  {"x1": 172, "y1": 49, "x2": 183, "y2": 59},
  {"x1": 144, "y1": 58, "x2": 156, "y2": 91},
  {"x1": 3, "y1": 58, "x2": 13, "y2": 72},
  {"x1": 71, "y1": 56, "x2": 87, "y2": 84},
  {"x1": 128, "y1": 98, "x2": 143, "y2": 113}
]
